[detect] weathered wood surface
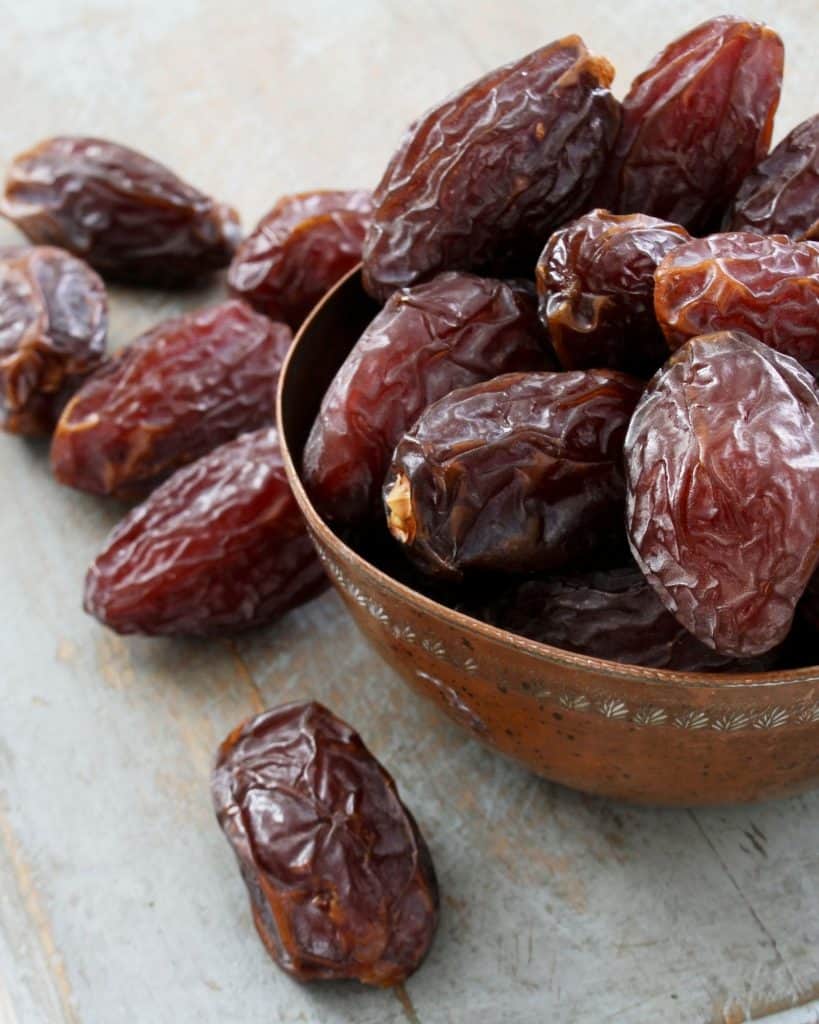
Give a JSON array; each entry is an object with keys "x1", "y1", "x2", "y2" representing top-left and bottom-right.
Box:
[{"x1": 1, "y1": 2, "x2": 819, "y2": 1022}]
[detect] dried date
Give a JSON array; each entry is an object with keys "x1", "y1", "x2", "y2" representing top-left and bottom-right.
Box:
[
  {"x1": 212, "y1": 701, "x2": 438, "y2": 986},
  {"x1": 0, "y1": 245, "x2": 107, "y2": 434},
  {"x1": 228, "y1": 190, "x2": 373, "y2": 329},
  {"x1": 0, "y1": 137, "x2": 240, "y2": 286},
  {"x1": 51, "y1": 299, "x2": 292, "y2": 498},
  {"x1": 362, "y1": 37, "x2": 619, "y2": 301},
  {"x1": 625, "y1": 331, "x2": 819, "y2": 658}
]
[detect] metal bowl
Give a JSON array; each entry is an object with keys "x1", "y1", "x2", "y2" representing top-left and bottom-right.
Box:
[{"x1": 277, "y1": 267, "x2": 819, "y2": 806}]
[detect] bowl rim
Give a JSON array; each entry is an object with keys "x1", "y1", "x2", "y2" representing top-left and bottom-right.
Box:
[{"x1": 276, "y1": 264, "x2": 819, "y2": 693}]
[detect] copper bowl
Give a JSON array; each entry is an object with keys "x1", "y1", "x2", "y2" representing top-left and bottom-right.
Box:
[{"x1": 277, "y1": 267, "x2": 819, "y2": 806}]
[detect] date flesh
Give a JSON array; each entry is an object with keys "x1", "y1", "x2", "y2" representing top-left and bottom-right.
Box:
[
  {"x1": 536, "y1": 210, "x2": 689, "y2": 376},
  {"x1": 228, "y1": 190, "x2": 373, "y2": 329},
  {"x1": 725, "y1": 113, "x2": 819, "y2": 241},
  {"x1": 84, "y1": 428, "x2": 326, "y2": 635},
  {"x1": 362, "y1": 36, "x2": 619, "y2": 301},
  {"x1": 595, "y1": 16, "x2": 783, "y2": 233},
  {"x1": 51, "y1": 299, "x2": 292, "y2": 498},
  {"x1": 654, "y1": 233, "x2": 819, "y2": 377},
  {"x1": 212, "y1": 701, "x2": 438, "y2": 986},
  {"x1": 0, "y1": 137, "x2": 240, "y2": 286},
  {"x1": 384, "y1": 370, "x2": 642, "y2": 580},
  {"x1": 0, "y1": 246, "x2": 107, "y2": 434},
  {"x1": 303, "y1": 272, "x2": 550, "y2": 525},
  {"x1": 625, "y1": 331, "x2": 819, "y2": 658}
]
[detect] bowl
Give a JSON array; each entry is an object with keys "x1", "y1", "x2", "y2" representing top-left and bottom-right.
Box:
[{"x1": 277, "y1": 267, "x2": 819, "y2": 806}]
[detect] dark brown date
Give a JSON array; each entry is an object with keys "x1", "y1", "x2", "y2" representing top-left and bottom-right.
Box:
[
  {"x1": 595, "y1": 17, "x2": 783, "y2": 233},
  {"x1": 84, "y1": 428, "x2": 326, "y2": 635},
  {"x1": 303, "y1": 272, "x2": 549, "y2": 525},
  {"x1": 654, "y1": 233, "x2": 819, "y2": 377},
  {"x1": 536, "y1": 210, "x2": 689, "y2": 376},
  {"x1": 0, "y1": 137, "x2": 240, "y2": 286},
  {"x1": 384, "y1": 370, "x2": 642, "y2": 580},
  {"x1": 228, "y1": 190, "x2": 373, "y2": 329},
  {"x1": 362, "y1": 37, "x2": 619, "y2": 301},
  {"x1": 0, "y1": 245, "x2": 107, "y2": 434},
  {"x1": 625, "y1": 331, "x2": 819, "y2": 658},
  {"x1": 51, "y1": 299, "x2": 292, "y2": 498},
  {"x1": 212, "y1": 701, "x2": 438, "y2": 986},
  {"x1": 725, "y1": 114, "x2": 819, "y2": 241},
  {"x1": 798, "y1": 570, "x2": 819, "y2": 632}
]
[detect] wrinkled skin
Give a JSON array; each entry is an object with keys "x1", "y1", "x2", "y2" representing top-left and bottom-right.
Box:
[
  {"x1": 625, "y1": 331, "x2": 819, "y2": 658},
  {"x1": 228, "y1": 190, "x2": 373, "y2": 329},
  {"x1": 51, "y1": 300, "x2": 292, "y2": 498},
  {"x1": 212, "y1": 701, "x2": 438, "y2": 986},
  {"x1": 0, "y1": 246, "x2": 107, "y2": 434},
  {"x1": 362, "y1": 36, "x2": 619, "y2": 301},
  {"x1": 536, "y1": 210, "x2": 689, "y2": 376},
  {"x1": 384, "y1": 370, "x2": 642, "y2": 580},
  {"x1": 595, "y1": 17, "x2": 783, "y2": 233},
  {"x1": 654, "y1": 232, "x2": 819, "y2": 376},
  {"x1": 303, "y1": 272, "x2": 550, "y2": 525},
  {"x1": 0, "y1": 137, "x2": 240, "y2": 286},
  {"x1": 84, "y1": 428, "x2": 326, "y2": 635},
  {"x1": 725, "y1": 113, "x2": 819, "y2": 241}
]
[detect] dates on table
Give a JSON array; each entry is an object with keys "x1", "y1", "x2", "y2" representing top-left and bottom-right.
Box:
[
  {"x1": 0, "y1": 137, "x2": 240, "y2": 286},
  {"x1": 228, "y1": 190, "x2": 373, "y2": 329},
  {"x1": 303, "y1": 272, "x2": 549, "y2": 525},
  {"x1": 536, "y1": 210, "x2": 689, "y2": 376},
  {"x1": 384, "y1": 370, "x2": 642, "y2": 580},
  {"x1": 212, "y1": 701, "x2": 438, "y2": 986},
  {"x1": 0, "y1": 245, "x2": 107, "y2": 435},
  {"x1": 362, "y1": 36, "x2": 619, "y2": 301},
  {"x1": 51, "y1": 299, "x2": 292, "y2": 498},
  {"x1": 625, "y1": 331, "x2": 819, "y2": 658}
]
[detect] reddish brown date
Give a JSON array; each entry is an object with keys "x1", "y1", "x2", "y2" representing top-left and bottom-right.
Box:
[
  {"x1": 654, "y1": 233, "x2": 819, "y2": 377},
  {"x1": 212, "y1": 701, "x2": 438, "y2": 986},
  {"x1": 595, "y1": 17, "x2": 783, "y2": 233},
  {"x1": 228, "y1": 190, "x2": 373, "y2": 329},
  {"x1": 625, "y1": 331, "x2": 819, "y2": 658},
  {"x1": 84, "y1": 428, "x2": 326, "y2": 635},
  {"x1": 51, "y1": 299, "x2": 291, "y2": 498},
  {"x1": 303, "y1": 272, "x2": 549, "y2": 525},
  {"x1": 362, "y1": 37, "x2": 619, "y2": 301},
  {"x1": 536, "y1": 210, "x2": 689, "y2": 376},
  {"x1": 0, "y1": 137, "x2": 240, "y2": 286},
  {"x1": 0, "y1": 246, "x2": 107, "y2": 434},
  {"x1": 384, "y1": 370, "x2": 642, "y2": 580},
  {"x1": 725, "y1": 114, "x2": 819, "y2": 241}
]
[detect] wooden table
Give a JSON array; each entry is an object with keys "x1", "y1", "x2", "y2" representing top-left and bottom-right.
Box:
[{"x1": 2, "y1": 2, "x2": 819, "y2": 1022}]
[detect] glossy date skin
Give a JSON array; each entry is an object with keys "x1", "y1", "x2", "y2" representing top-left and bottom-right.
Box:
[
  {"x1": 0, "y1": 246, "x2": 107, "y2": 434},
  {"x1": 212, "y1": 701, "x2": 438, "y2": 986},
  {"x1": 228, "y1": 190, "x2": 373, "y2": 329},
  {"x1": 595, "y1": 17, "x2": 783, "y2": 233},
  {"x1": 84, "y1": 428, "x2": 326, "y2": 635},
  {"x1": 654, "y1": 233, "x2": 819, "y2": 377},
  {"x1": 625, "y1": 331, "x2": 819, "y2": 658},
  {"x1": 51, "y1": 300, "x2": 292, "y2": 498},
  {"x1": 384, "y1": 370, "x2": 642, "y2": 580},
  {"x1": 362, "y1": 37, "x2": 619, "y2": 301},
  {"x1": 303, "y1": 272, "x2": 550, "y2": 525},
  {"x1": 725, "y1": 113, "x2": 819, "y2": 241},
  {"x1": 536, "y1": 210, "x2": 689, "y2": 376},
  {"x1": 0, "y1": 137, "x2": 240, "y2": 286}
]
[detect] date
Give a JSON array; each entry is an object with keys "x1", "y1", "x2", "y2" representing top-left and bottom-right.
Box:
[
  {"x1": 362, "y1": 37, "x2": 619, "y2": 301},
  {"x1": 212, "y1": 701, "x2": 438, "y2": 986},
  {"x1": 625, "y1": 330, "x2": 819, "y2": 658},
  {"x1": 0, "y1": 137, "x2": 240, "y2": 286},
  {"x1": 384, "y1": 369, "x2": 642, "y2": 580},
  {"x1": 0, "y1": 245, "x2": 107, "y2": 434},
  {"x1": 51, "y1": 299, "x2": 292, "y2": 498}
]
